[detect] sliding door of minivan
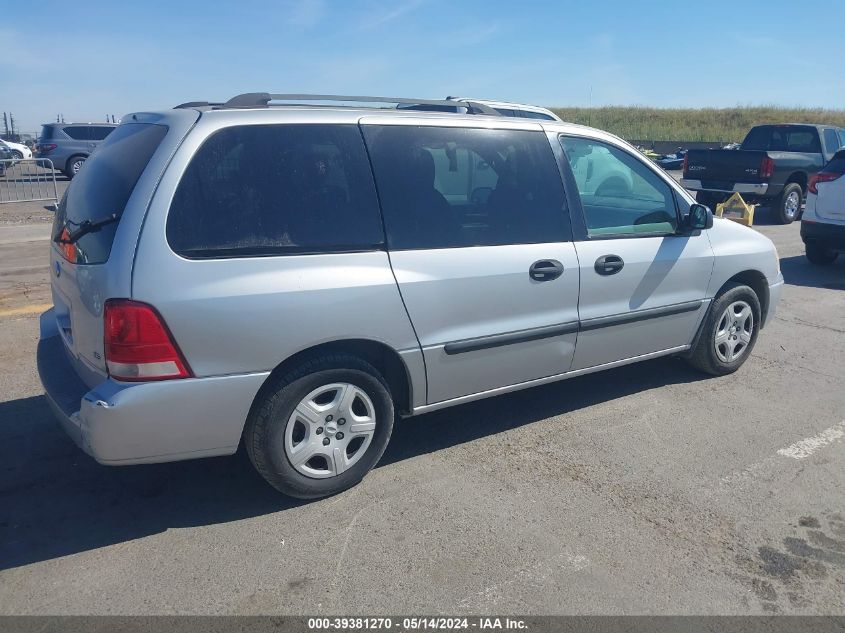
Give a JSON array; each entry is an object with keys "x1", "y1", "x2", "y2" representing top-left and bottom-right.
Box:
[{"x1": 362, "y1": 119, "x2": 580, "y2": 405}]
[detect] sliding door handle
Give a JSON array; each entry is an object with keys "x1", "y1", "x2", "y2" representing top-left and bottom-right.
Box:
[{"x1": 595, "y1": 254, "x2": 624, "y2": 275}]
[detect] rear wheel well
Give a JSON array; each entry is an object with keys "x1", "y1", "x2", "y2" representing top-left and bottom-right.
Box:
[
  {"x1": 785, "y1": 172, "x2": 808, "y2": 193},
  {"x1": 723, "y1": 270, "x2": 769, "y2": 326},
  {"x1": 258, "y1": 340, "x2": 413, "y2": 416}
]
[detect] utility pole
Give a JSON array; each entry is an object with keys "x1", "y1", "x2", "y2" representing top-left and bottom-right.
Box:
[
  {"x1": 2, "y1": 112, "x2": 8, "y2": 138},
  {"x1": 9, "y1": 113, "x2": 15, "y2": 139}
]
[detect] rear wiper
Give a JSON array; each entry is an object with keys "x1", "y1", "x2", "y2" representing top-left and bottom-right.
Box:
[{"x1": 58, "y1": 214, "x2": 119, "y2": 244}]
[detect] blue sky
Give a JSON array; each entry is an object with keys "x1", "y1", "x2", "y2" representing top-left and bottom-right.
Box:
[{"x1": 2, "y1": 0, "x2": 843, "y2": 134}]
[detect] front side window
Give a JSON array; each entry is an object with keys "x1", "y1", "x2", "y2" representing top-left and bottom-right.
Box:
[
  {"x1": 363, "y1": 125, "x2": 570, "y2": 250},
  {"x1": 824, "y1": 128, "x2": 842, "y2": 153},
  {"x1": 560, "y1": 136, "x2": 678, "y2": 237},
  {"x1": 167, "y1": 124, "x2": 384, "y2": 258}
]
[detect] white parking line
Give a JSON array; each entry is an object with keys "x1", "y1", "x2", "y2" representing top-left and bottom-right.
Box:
[
  {"x1": 776, "y1": 422, "x2": 845, "y2": 460},
  {"x1": 721, "y1": 420, "x2": 845, "y2": 485}
]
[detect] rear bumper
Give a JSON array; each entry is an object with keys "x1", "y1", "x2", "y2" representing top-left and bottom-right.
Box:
[
  {"x1": 801, "y1": 220, "x2": 845, "y2": 252},
  {"x1": 681, "y1": 179, "x2": 769, "y2": 196},
  {"x1": 38, "y1": 309, "x2": 269, "y2": 465},
  {"x1": 34, "y1": 153, "x2": 65, "y2": 171}
]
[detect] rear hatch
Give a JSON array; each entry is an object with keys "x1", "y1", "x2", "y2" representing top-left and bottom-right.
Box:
[
  {"x1": 684, "y1": 149, "x2": 769, "y2": 186},
  {"x1": 50, "y1": 122, "x2": 171, "y2": 382}
]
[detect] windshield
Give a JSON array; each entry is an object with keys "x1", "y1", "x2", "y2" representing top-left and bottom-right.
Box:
[{"x1": 53, "y1": 123, "x2": 168, "y2": 264}]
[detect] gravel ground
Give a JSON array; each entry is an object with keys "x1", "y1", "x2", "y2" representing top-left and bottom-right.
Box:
[{"x1": 0, "y1": 193, "x2": 843, "y2": 615}]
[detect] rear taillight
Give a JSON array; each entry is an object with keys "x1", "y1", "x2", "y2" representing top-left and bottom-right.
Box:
[
  {"x1": 104, "y1": 300, "x2": 192, "y2": 381},
  {"x1": 682, "y1": 153, "x2": 689, "y2": 175},
  {"x1": 760, "y1": 156, "x2": 775, "y2": 179},
  {"x1": 38, "y1": 143, "x2": 57, "y2": 153},
  {"x1": 809, "y1": 170, "x2": 843, "y2": 194}
]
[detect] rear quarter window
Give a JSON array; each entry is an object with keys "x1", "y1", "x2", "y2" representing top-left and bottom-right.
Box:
[
  {"x1": 53, "y1": 123, "x2": 168, "y2": 264},
  {"x1": 166, "y1": 124, "x2": 384, "y2": 258}
]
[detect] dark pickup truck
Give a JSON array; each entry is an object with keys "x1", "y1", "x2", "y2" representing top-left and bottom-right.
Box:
[{"x1": 682, "y1": 124, "x2": 845, "y2": 224}]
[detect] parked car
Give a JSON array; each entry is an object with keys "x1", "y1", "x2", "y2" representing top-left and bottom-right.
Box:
[
  {"x1": 446, "y1": 96, "x2": 562, "y2": 121},
  {"x1": 0, "y1": 144, "x2": 11, "y2": 176},
  {"x1": 39, "y1": 93, "x2": 782, "y2": 498},
  {"x1": 682, "y1": 124, "x2": 845, "y2": 224},
  {"x1": 35, "y1": 122, "x2": 117, "y2": 179},
  {"x1": 801, "y1": 148, "x2": 845, "y2": 265},
  {"x1": 0, "y1": 139, "x2": 33, "y2": 159}
]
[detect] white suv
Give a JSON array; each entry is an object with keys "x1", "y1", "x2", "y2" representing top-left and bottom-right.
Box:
[{"x1": 802, "y1": 148, "x2": 845, "y2": 265}]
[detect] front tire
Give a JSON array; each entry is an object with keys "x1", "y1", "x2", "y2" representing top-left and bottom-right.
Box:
[
  {"x1": 774, "y1": 183, "x2": 803, "y2": 224},
  {"x1": 805, "y1": 242, "x2": 838, "y2": 266},
  {"x1": 244, "y1": 354, "x2": 394, "y2": 499},
  {"x1": 11, "y1": 150, "x2": 23, "y2": 160},
  {"x1": 687, "y1": 283, "x2": 761, "y2": 376}
]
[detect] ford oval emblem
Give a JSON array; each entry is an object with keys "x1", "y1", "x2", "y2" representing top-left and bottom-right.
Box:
[{"x1": 54, "y1": 261, "x2": 61, "y2": 278}]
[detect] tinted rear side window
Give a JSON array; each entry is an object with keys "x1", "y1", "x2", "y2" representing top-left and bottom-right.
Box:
[
  {"x1": 363, "y1": 125, "x2": 570, "y2": 250},
  {"x1": 522, "y1": 110, "x2": 556, "y2": 121},
  {"x1": 167, "y1": 124, "x2": 383, "y2": 258},
  {"x1": 53, "y1": 123, "x2": 168, "y2": 264},
  {"x1": 40, "y1": 125, "x2": 55, "y2": 141},
  {"x1": 62, "y1": 126, "x2": 89, "y2": 140},
  {"x1": 89, "y1": 126, "x2": 115, "y2": 141}
]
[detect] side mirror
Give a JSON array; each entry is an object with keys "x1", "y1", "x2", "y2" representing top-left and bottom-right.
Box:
[{"x1": 686, "y1": 203, "x2": 713, "y2": 230}]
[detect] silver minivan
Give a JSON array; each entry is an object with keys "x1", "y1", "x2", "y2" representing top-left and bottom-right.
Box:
[{"x1": 39, "y1": 93, "x2": 784, "y2": 498}]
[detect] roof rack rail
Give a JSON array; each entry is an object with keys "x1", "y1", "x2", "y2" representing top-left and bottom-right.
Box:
[
  {"x1": 173, "y1": 101, "x2": 224, "y2": 109},
  {"x1": 217, "y1": 93, "x2": 501, "y2": 116}
]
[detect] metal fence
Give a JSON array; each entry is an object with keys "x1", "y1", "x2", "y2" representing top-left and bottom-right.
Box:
[{"x1": 0, "y1": 159, "x2": 59, "y2": 204}]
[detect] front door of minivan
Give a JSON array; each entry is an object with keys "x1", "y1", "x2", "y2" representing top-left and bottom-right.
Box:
[
  {"x1": 559, "y1": 135, "x2": 714, "y2": 370},
  {"x1": 362, "y1": 119, "x2": 580, "y2": 405}
]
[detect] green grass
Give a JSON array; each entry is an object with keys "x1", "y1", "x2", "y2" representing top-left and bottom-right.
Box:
[{"x1": 548, "y1": 106, "x2": 845, "y2": 143}]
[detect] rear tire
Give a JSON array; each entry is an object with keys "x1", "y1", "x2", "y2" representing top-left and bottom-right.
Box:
[
  {"x1": 686, "y1": 282, "x2": 761, "y2": 376},
  {"x1": 244, "y1": 354, "x2": 394, "y2": 499},
  {"x1": 805, "y1": 242, "x2": 838, "y2": 266},
  {"x1": 65, "y1": 156, "x2": 86, "y2": 179},
  {"x1": 774, "y1": 183, "x2": 803, "y2": 224}
]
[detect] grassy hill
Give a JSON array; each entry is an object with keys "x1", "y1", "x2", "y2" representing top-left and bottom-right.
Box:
[{"x1": 548, "y1": 106, "x2": 845, "y2": 143}]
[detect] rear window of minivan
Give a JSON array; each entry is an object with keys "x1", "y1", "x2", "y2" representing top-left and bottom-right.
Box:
[
  {"x1": 53, "y1": 123, "x2": 168, "y2": 264},
  {"x1": 166, "y1": 124, "x2": 384, "y2": 258}
]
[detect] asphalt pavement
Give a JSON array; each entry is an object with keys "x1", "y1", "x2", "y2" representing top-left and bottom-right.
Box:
[{"x1": 0, "y1": 198, "x2": 843, "y2": 615}]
